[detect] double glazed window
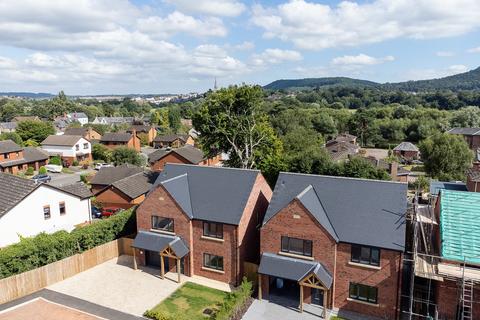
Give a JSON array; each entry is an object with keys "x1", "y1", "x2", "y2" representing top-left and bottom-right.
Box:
[
  {"x1": 203, "y1": 222, "x2": 223, "y2": 239},
  {"x1": 351, "y1": 245, "x2": 380, "y2": 266},
  {"x1": 59, "y1": 202, "x2": 66, "y2": 215},
  {"x1": 83, "y1": 143, "x2": 88, "y2": 149},
  {"x1": 151, "y1": 216, "x2": 174, "y2": 232},
  {"x1": 281, "y1": 236, "x2": 312, "y2": 257},
  {"x1": 349, "y1": 283, "x2": 378, "y2": 304},
  {"x1": 43, "y1": 206, "x2": 51, "y2": 220},
  {"x1": 203, "y1": 253, "x2": 224, "y2": 271}
]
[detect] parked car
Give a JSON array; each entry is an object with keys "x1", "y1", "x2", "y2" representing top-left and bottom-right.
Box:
[
  {"x1": 101, "y1": 207, "x2": 122, "y2": 217},
  {"x1": 32, "y1": 174, "x2": 51, "y2": 183},
  {"x1": 95, "y1": 163, "x2": 114, "y2": 170},
  {"x1": 45, "y1": 164, "x2": 63, "y2": 173},
  {"x1": 91, "y1": 206, "x2": 102, "y2": 219}
]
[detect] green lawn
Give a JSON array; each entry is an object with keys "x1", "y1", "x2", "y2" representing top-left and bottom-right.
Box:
[{"x1": 149, "y1": 282, "x2": 228, "y2": 319}]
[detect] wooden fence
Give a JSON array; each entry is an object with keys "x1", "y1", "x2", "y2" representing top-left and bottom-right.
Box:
[
  {"x1": 243, "y1": 261, "x2": 259, "y2": 286},
  {"x1": 0, "y1": 237, "x2": 133, "y2": 304}
]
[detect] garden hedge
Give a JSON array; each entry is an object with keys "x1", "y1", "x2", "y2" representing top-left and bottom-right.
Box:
[
  {"x1": 214, "y1": 277, "x2": 253, "y2": 320},
  {"x1": 0, "y1": 208, "x2": 136, "y2": 279}
]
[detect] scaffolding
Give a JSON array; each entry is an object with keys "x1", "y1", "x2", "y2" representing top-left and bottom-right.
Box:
[{"x1": 403, "y1": 191, "x2": 480, "y2": 320}]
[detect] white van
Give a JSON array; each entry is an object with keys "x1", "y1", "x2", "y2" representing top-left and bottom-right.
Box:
[{"x1": 45, "y1": 164, "x2": 63, "y2": 173}]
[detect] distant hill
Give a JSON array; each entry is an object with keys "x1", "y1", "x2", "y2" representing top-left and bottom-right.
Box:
[
  {"x1": 0, "y1": 92, "x2": 54, "y2": 98},
  {"x1": 264, "y1": 66, "x2": 480, "y2": 92}
]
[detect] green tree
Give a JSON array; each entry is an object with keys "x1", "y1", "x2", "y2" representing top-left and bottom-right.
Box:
[
  {"x1": 419, "y1": 133, "x2": 473, "y2": 180},
  {"x1": 193, "y1": 85, "x2": 284, "y2": 171},
  {"x1": 111, "y1": 147, "x2": 144, "y2": 166},
  {"x1": 0, "y1": 100, "x2": 24, "y2": 121},
  {"x1": 16, "y1": 120, "x2": 55, "y2": 143},
  {"x1": 92, "y1": 143, "x2": 111, "y2": 162},
  {"x1": 339, "y1": 157, "x2": 391, "y2": 180},
  {"x1": 0, "y1": 132, "x2": 22, "y2": 145},
  {"x1": 39, "y1": 166, "x2": 47, "y2": 174},
  {"x1": 49, "y1": 156, "x2": 62, "y2": 165}
]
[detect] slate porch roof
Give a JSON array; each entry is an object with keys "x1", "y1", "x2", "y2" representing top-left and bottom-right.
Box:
[
  {"x1": 258, "y1": 253, "x2": 333, "y2": 289},
  {"x1": 263, "y1": 172, "x2": 408, "y2": 251},
  {"x1": 133, "y1": 230, "x2": 189, "y2": 258}
]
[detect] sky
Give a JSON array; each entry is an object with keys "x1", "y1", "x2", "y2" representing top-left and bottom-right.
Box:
[{"x1": 0, "y1": 0, "x2": 479, "y2": 95}]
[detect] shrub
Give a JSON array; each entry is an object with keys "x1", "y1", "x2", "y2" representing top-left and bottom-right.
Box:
[
  {"x1": 0, "y1": 208, "x2": 136, "y2": 279},
  {"x1": 80, "y1": 173, "x2": 88, "y2": 183},
  {"x1": 38, "y1": 166, "x2": 47, "y2": 174},
  {"x1": 72, "y1": 160, "x2": 79, "y2": 166},
  {"x1": 25, "y1": 167, "x2": 34, "y2": 176},
  {"x1": 214, "y1": 277, "x2": 252, "y2": 320},
  {"x1": 143, "y1": 310, "x2": 184, "y2": 320},
  {"x1": 49, "y1": 156, "x2": 62, "y2": 165}
]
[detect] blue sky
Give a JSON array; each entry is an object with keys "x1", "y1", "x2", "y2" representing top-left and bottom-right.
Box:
[{"x1": 0, "y1": 0, "x2": 479, "y2": 94}]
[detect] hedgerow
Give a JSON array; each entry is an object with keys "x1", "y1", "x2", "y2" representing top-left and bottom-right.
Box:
[{"x1": 0, "y1": 208, "x2": 136, "y2": 279}]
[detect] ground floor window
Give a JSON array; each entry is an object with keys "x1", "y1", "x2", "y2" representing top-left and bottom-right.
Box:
[
  {"x1": 349, "y1": 283, "x2": 378, "y2": 304},
  {"x1": 203, "y1": 253, "x2": 223, "y2": 271}
]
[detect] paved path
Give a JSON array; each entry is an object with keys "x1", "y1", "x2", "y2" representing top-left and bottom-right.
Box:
[{"x1": 242, "y1": 295, "x2": 325, "y2": 320}]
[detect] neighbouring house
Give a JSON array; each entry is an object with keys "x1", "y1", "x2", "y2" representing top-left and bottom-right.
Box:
[
  {"x1": 41, "y1": 135, "x2": 92, "y2": 165},
  {"x1": 329, "y1": 133, "x2": 357, "y2": 145},
  {"x1": 12, "y1": 116, "x2": 40, "y2": 122},
  {"x1": 94, "y1": 171, "x2": 157, "y2": 209},
  {"x1": 92, "y1": 116, "x2": 135, "y2": 125},
  {"x1": 64, "y1": 127, "x2": 102, "y2": 141},
  {"x1": 325, "y1": 139, "x2": 360, "y2": 162},
  {"x1": 0, "y1": 122, "x2": 17, "y2": 133},
  {"x1": 258, "y1": 172, "x2": 407, "y2": 320},
  {"x1": 148, "y1": 145, "x2": 221, "y2": 171},
  {"x1": 66, "y1": 112, "x2": 89, "y2": 125},
  {"x1": 153, "y1": 134, "x2": 194, "y2": 149},
  {"x1": 127, "y1": 125, "x2": 157, "y2": 145},
  {"x1": 0, "y1": 140, "x2": 49, "y2": 174},
  {"x1": 393, "y1": 142, "x2": 420, "y2": 161},
  {"x1": 0, "y1": 174, "x2": 92, "y2": 247},
  {"x1": 99, "y1": 131, "x2": 140, "y2": 152},
  {"x1": 132, "y1": 164, "x2": 273, "y2": 285},
  {"x1": 466, "y1": 166, "x2": 480, "y2": 192},
  {"x1": 364, "y1": 156, "x2": 410, "y2": 182},
  {"x1": 54, "y1": 118, "x2": 69, "y2": 133},
  {"x1": 90, "y1": 164, "x2": 144, "y2": 194},
  {"x1": 448, "y1": 127, "x2": 480, "y2": 160}
]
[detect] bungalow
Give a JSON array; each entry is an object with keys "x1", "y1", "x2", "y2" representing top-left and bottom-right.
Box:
[
  {"x1": 127, "y1": 125, "x2": 157, "y2": 145},
  {"x1": 0, "y1": 174, "x2": 92, "y2": 247},
  {"x1": 90, "y1": 164, "x2": 144, "y2": 194},
  {"x1": 94, "y1": 171, "x2": 157, "y2": 209},
  {"x1": 393, "y1": 142, "x2": 419, "y2": 161},
  {"x1": 133, "y1": 164, "x2": 272, "y2": 285},
  {"x1": 64, "y1": 127, "x2": 102, "y2": 141},
  {"x1": 99, "y1": 132, "x2": 140, "y2": 152},
  {"x1": 0, "y1": 140, "x2": 49, "y2": 174},
  {"x1": 258, "y1": 172, "x2": 407, "y2": 319},
  {"x1": 153, "y1": 134, "x2": 194, "y2": 149},
  {"x1": 41, "y1": 135, "x2": 92, "y2": 165},
  {"x1": 148, "y1": 145, "x2": 221, "y2": 171}
]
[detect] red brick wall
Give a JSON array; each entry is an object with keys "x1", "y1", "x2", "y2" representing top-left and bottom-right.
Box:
[
  {"x1": 436, "y1": 278, "x2": 480, "y2": 319},
  {"x1": 0, "y1": 150, "x2": 22, "y2": 162},
  {"x1": 150, "y1": 153, "x2": 193, "y2": 171},
  {"x1": 393, "y1": 150, "x2": 419, "y2": 160}
]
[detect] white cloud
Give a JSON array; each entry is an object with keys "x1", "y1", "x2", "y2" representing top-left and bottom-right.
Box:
[
  {"x1": 331, "y1": 54, "x2": 394, "y2": 66},
  {"x1": 467, "y1": 46, "x2": 480, "y2": 53},
  {"x1": 252, "y1": 48, "x2": 302, "y2": 66},
  {"x1": 436, "y1": 51, "x2": 455, "y2": 57},
  {"x1": 404, "y1": 64, "x2": 469, "y2": 80},
  {"x1": 251, "y1": 0, "x2": 480, "y2": 50},
  {"x1": 165, "y1": 0, "x2": 246, "y2": 17},
  {"x1": 189, "y1": 45, "x2": 247, "y2": 77},
  {"x1": 234, "y1": 41, "x2": 255, "y2": 51}
]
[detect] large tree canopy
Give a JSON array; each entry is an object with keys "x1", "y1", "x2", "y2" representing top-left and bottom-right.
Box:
[
  {"x1": 16, "y1": 120, "x2": 55, "y2": 143},
  {"x1": 419, "y1": 133, "x2": 473, "y2": 180}
]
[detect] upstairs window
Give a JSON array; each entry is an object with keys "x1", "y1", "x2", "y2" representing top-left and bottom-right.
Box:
[
  {"x1": 151, "y1": 216, "x2": 174, "y2": 232},
  {"x1": 83, "y1": 143, "x2": 88, "y2": 149},
  {"x1": 351, "y1": 245, "x2": 380, "y2": 266},
  {"x1": 75, "y1": 144, "x2": 79, "y2": 151},
  {"x1": 281, "y1": 236, "x2": 312, "y2": 257},
  {"x1": 43, "y1": 205, "x2": 51, "y2": 220},
  {"x1": 59, "y1": 202, "x2": 66, "y2": 215},
  {"x1": 203, "y1": 222, "x2": 223, "y2": 239},
  {"x1": 349, "y1": 283, "x2": 378, "y2": 304},
  {"x1": 4, "y1": 153, "x2": 9, "y2": 159}
]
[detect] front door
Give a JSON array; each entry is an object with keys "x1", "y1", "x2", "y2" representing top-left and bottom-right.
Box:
[
  {"x1": 146, "y1": 250, "x2": 169, "y2": 270},
  {"x1": 311, "y1": 288, "x2": 324, "y2": 306}
]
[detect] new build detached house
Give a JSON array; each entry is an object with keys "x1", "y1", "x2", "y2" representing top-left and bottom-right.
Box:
[
  {"x1": 258, "y1": 173, "x2": 407, "y2": 319},
  {"x1": 133, "y1": 164, "x2": 272, "y2": 285}
]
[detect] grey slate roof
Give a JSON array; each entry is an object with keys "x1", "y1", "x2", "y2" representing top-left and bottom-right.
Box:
[
  {"x1": 152, "y1": 164, "x2": 260, "y2": 225},
  {"x1": 61, "y1": 182, "x2": 93, "y2": 199},
  {"x1": 41, "y1": 135, "x2": 83, "y2": 146},
  {"x1": 154, "y1": 134, "x2": 188, "y2": 143},
  {"x1": 148, "y1": 145, "x2": 205, "y2": 164},
  {"x1": 91, "y1": 164, "x2": 143, "y2": 186},
  {"x1": 448, "y1": 127, "x2": 480, "y2": 136},
  {"x1": 64, "y1": 128, "x2": 88, "y2": 136},
  {"x1": 429, "y1": 181, "x2": 467, "y2": 196},
  {"x1": 264, "y1": 172, "x2": 408, "y2": 251},
  {"x1": 111, "y1": 171, "x2": 157, "y2": 199},
  {"x1": 0, "y1": 122, "x2": 17, "y2": 130},
  {"x1": 393, "y1": 142, "x2": 419, "y2": 152},
  {"x1": 258, "y1": 253, "x2": 332, "y2": 288},
  {"x1": 133, "y1": 230, "x2": 189, "y2": 258},
  {"x1": 100, "y1": 132, "x2": 132, "y2": 142},
  {"x1": 0, "y1": 172, "x2": 38, "y2": 218},
  {"x1": 0, "y1": 140, "x2": 23, "y2": 153},
  {"x1": 127, "y1": 125, "x2": 153, "y2": 133}
]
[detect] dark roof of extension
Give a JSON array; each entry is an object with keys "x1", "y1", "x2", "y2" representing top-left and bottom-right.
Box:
[
  {"x1": 152, "y1": 164, "x2": 260, "y2": 225},
  {"x1": 0, "y1": 147, "x2": 49, "y2": 168},
  {"x1": 62, "y1": 182, "x2": 93, "y2": 199},
  {"x1": 110, "y1": 171, "x2": 158, "y2": 199},
  {"x1": 41, "y1": 135, "x2": 83, "y2": 146},
  {"x1": 393, "y1": 141, "x2": 419, "y2": 152},
  {"x1": 154, "y1": 134, "x2": 188, "y2": 143},
  {"x1": 90, "y1": 164, "x2": 144, "y2": 186},
  {"x1": 100, "y1": 132, "x2": 132, "y2": 142},
  {"x1": 263, "y1": 172, "x2": 408, "y2": 251},
  {"x1": 448, "y1": 127, "x2": 480, "y2": 136},
  {"x1": 148, "y1": 145, "x2": 205, "y2": 164},
  {"x1": 0, "y1": 140, "x2": 23, "y2": 153}
]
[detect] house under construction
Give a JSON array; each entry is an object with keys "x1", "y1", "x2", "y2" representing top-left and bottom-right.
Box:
[{"x1": 403, "y1": 182, "x2": 480, "y2": 320}]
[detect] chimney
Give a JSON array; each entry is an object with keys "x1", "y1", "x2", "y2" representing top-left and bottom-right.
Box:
[{"x1": 389, "y1": 161, "x2": 398, "y2": 181}]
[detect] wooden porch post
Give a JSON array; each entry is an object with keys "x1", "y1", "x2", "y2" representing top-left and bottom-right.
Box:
[
  {"x1": 258, "y1": 274, "x2": 262, "y2": 300},
  {"x1": 299, "y1": 284, "x2": 304, "y2": 313},
  {"x1": 160, "y1": 254, "x2": 165, "y2": 279},
  {"x1": 323, "y1": 289, "x2": 327, "y2": 318},
  {"x1": 176, "y1": 258, "x2": 181, "y2": 283},
  {"x1": 132, "y1": 249, "x2": 137, "y2": 270}
]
